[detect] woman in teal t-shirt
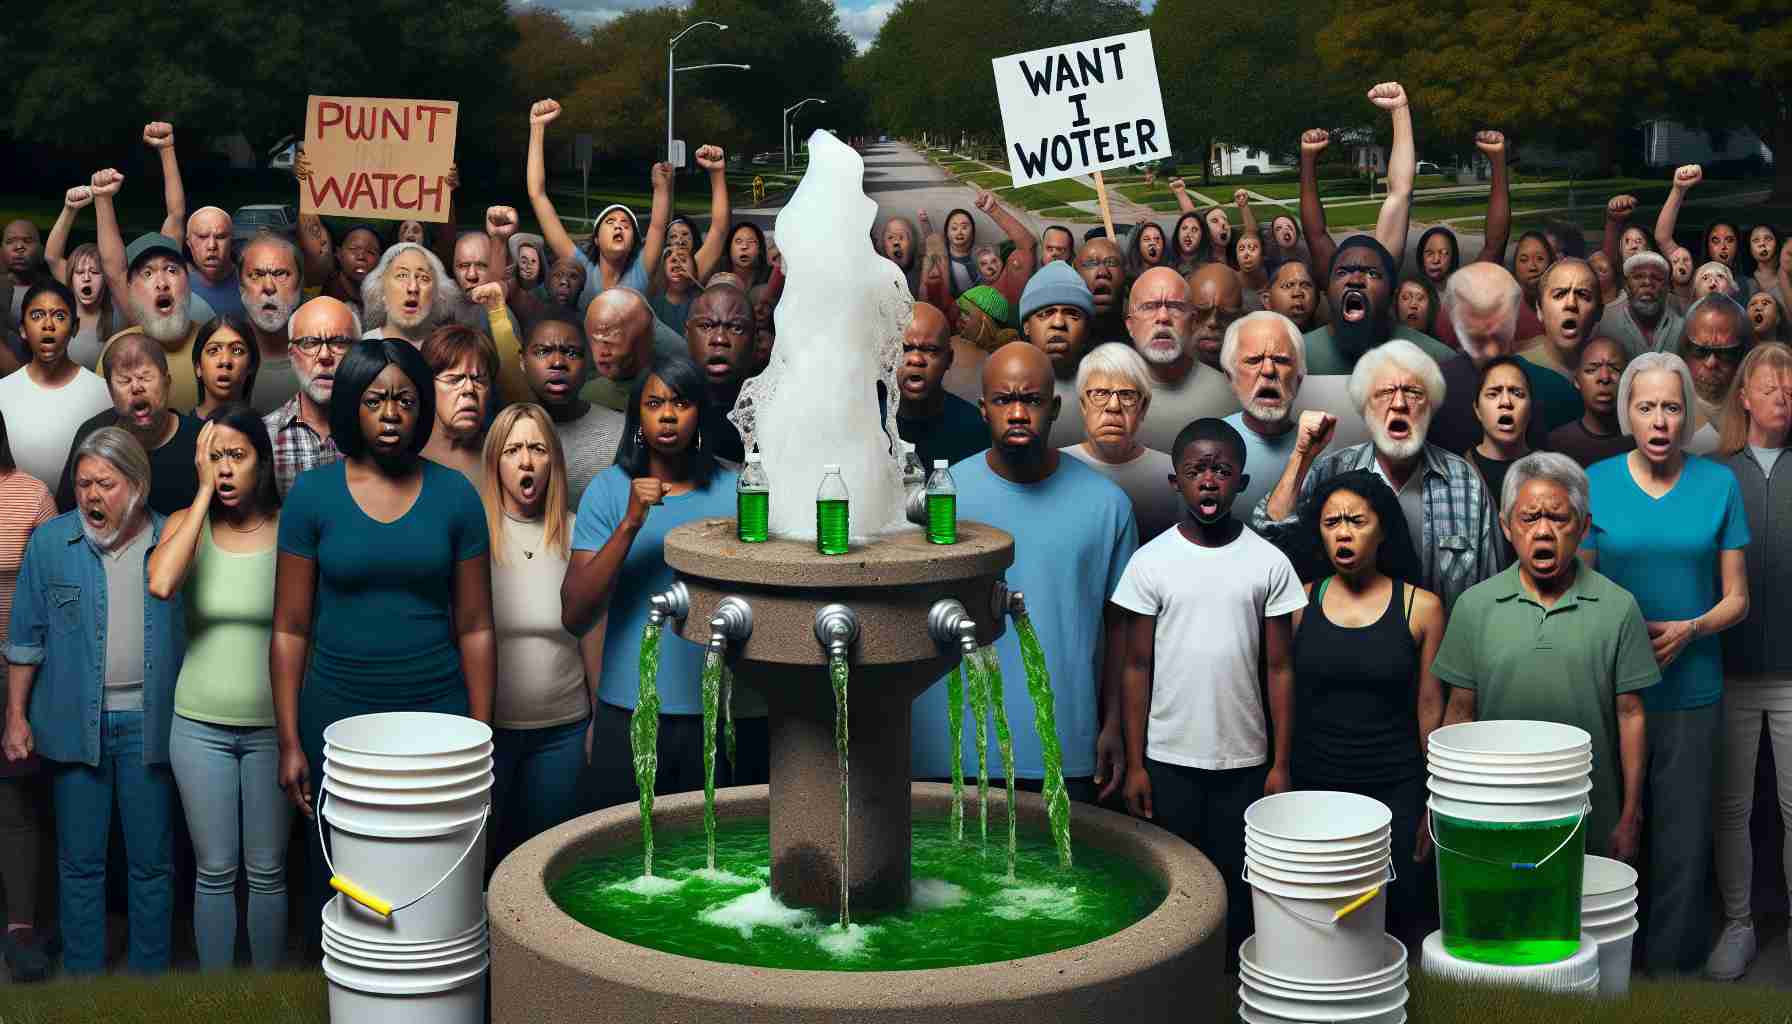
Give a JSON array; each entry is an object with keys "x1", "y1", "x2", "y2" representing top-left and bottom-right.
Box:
[
  {"x1": 562, "y1": 354, "x2": 755, "y2": 814},
  {"x1": 271, "y1": 340, "x2": 494, "y2": 954}
]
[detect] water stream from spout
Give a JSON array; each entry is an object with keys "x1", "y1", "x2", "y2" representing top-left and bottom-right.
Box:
[
  {"x1": 965, "y1": 651, "x2": 990, "y2": 843},
  {"x1": 1015, "y1": 614, "x2": 1073, "y2": 868},
  {"x1": 700, "y1": 648, "x2": 725, "y2": 871},
  {"x1": 632, "y1": 620, "x2": 664, "y2": 877},
  {"x1": 829, "y1": 651, "x2": 852, "y2": 927},
  {"x1": 722, "y1": 662, "x2": 737, "y2": 777},
  {"x1": 945, "y1": 664, "x2": 966, "y2": 842},
  {"x1": 976, "y1": 647, "x2": 1019, "y2": 882}
]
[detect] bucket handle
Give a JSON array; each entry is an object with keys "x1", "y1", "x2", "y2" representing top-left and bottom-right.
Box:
[
  {"x1": 315, "y1": 790, "x2": 489, "y2": 918},
  {"x1": 1426, "y1": 800, "x2": 1589, "y2": 872},
  {"x1": 1241, "y1": 860, "x2": 1396, "y2": 927}
]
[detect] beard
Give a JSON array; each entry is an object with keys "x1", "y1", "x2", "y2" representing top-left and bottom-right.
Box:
[
  {"x1": 1245, "y1": 397, "x2": 1292, "y2": 424},
  {"x1": 140, "y1": 304, "x2": 191, "y2": 344},
  {"x1": 1332, "y1": 292, "x2": 1392, "y2": 362},
  {"x1": 296, "y1": 363, "x2": 334, "y2": 406},
  {"x1": 1137, "y1": 330, "x2": 1185, "y2": 366},
  {"x1": 82, "y1": 493, "x2": 145, "y2": 550},
  {"x1": 248, "y1": 293, "x2": 297, "y2": 333},
  {"x1": 1630, "y1": 293, "x2": 1664, "y2": 320},
  {"x1": 1368, "y1": 411, "x2": 1430, "y2": 462}
]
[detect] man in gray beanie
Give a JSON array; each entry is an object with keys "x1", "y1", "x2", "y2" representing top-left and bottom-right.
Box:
[{"x1": 1019, "y1": 259, "x2": 1096, "y2": 385}]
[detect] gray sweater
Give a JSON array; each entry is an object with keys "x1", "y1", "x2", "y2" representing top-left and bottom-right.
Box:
[{"x1": 1723, "y1": 449, "x2": 1792, "y2": 676}]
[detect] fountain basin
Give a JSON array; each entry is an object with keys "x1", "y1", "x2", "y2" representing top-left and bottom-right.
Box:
[{"x1": 490, "y1": 784, "x2": 1226, "y2": 1022}]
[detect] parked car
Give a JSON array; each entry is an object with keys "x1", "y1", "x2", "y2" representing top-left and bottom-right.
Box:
[
  {"x1": 233, "y1": 204, "x2": 297, "y2": 243},
  {"x1": 268, "y1": 135, "x2": 296, "y2": 172},
  {"x1": 1416, "y1": 160, "x2": 1443, "y2": 176}
]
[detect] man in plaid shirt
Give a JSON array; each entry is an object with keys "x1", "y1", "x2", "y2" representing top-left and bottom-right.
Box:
[
  {"x1": 1250, "y1": 338, "x2": 1504, "y2": 611},
  {"x1": 262, "y1": 297, "x2": 352, "y2": 497}
]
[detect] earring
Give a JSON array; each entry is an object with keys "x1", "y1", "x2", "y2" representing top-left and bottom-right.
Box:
[
  {"x1": 695, "y1": 428, "x2": 703, "y2": 450},
  {"x1": 635, "y1": 427, "x2": 645, "y2": 448}
]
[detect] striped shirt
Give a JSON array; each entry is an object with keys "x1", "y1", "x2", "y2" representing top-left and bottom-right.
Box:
[
  {"x1": 0, "y1": 471, "x2": 57, "y2": 648},
  {"x1": 264, "y1": 394, "x2": 342, "y2": 499},
  {"x1": 1250, "y1": 441, "x2": 1505, "y2": 613}
]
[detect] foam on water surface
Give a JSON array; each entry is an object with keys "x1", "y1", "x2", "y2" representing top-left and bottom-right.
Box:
[
  {"x1": 989, "y1": 885, "x2": 1083, "y2": 922},
  {"x1": 700, "y1": 887, "x2": 816, "y2": 939},
  {"x1": 910, "y1": 878, "x2": 967, "y2": 911},
  {"x1": 610, "y1": 874, "x2": 685, "y2": 897}
]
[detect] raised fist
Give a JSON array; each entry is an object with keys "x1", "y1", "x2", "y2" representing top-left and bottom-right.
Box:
[
  {"x1": 530, "y1": 100, "x2": 561, "y2": 126},
  {"x1": 64, "y1": 186, "x2": 93, "y2": 210},
  {"x1": 1367, "y1": 82, "x2": 1408, "y2": 111},
  {"x1": 1606, "y1": 194, "x2": 1637, "y2": 221},
  {"x1": 1295, "y1": 410, "x2": 1337, "y2": 456},
  {"x1": 973, "y1": 188, "x2": 997, "y2": 213},
  {"x1": 1301, "y1": 129, "x2": 1331, "y2": 156},
  {"x1": 90, "y1": 168, "x2": 125, "y2": 197},
  {"x1": 469, "y1": 282, "x2": 506, "y2": 309},
  {"x1": 1673, "y1": 164, "x2": 1702, "y2": 190},
  {"x1": 651, "y1": 162, "x2": 674, "y2": 189},
  {"x1": 1233, "y1": 188, "x2": 1250, "y2": 208},
  {"x1": 1168, "y1": 177, "x2": 1187, "y2": 194},
  {"x1": 485, "y1": 206, "x2": 518, "y2": 239},
  {"x1": 1473, "y1": 130, "x2": 1505, "y2": 157},
  {"x1": 694, "y1": 145, "x2": 726, "y2": 172},
  {"x1": 142, "y1": 122, "x2": 175, "y2": 150},
  {"x1": 293, "y1": 148, "x2": 312, "y2": 182}
]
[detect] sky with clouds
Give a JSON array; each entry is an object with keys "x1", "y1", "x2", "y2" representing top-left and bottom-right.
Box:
[{"x1": 519, "y1": 0, "x2": 899, "y2": 51}]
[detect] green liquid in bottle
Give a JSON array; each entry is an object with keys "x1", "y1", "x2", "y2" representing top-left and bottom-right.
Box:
[
  {"x1": 737, "y1": 491, "x2": 769, "y2": 543},
  {"x1": 816, "y1": 498, "x2": 850, "y2": 555},
  {"x1": 926, "y1": 493, "x2": 957, "y2": 545}
]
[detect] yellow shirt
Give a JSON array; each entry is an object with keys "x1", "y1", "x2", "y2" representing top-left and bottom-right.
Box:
[
  {"x1": 486, "y1": 305, "x2": 530, "y2": 406},
  {"x1": 99, "y1": 323, "x2": 201, "y2": 412}
]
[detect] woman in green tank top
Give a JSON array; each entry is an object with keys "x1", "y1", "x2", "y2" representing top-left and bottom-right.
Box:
[{"x1": 147, "y1": 404, "x2": 288, "y2": 970}]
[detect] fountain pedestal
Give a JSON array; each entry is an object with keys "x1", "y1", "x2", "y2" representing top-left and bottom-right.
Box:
[{"x1": 663, "y1": 517, "x2": 1014, "y2": 915}]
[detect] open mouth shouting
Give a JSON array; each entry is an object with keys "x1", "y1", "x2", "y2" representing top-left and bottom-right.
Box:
[
  {"x1": 1558, "y1": 316, "x2": 1580, "y2": 342},
  {"x1": 1384, "y1": 414, "x2": 1412, "y2": 442},
  {"x1": 153, "y1": 292, "x2": 176, "y2": 317},
  {"x1": 704, "y1": 353, "x2": 734, "y2": 384},
  {"x1": 215, "y1": 479, "x2": 240, "y2": 506},
  {"x1": 899, "y1": 367, "x2": 930, "y2": 399},
  {"x1": 516, "y1": 472, "x2": 539, "y2": 503},
  {"x1": 1340, "y1": 288, "x2": 1370, "y2": 323}
]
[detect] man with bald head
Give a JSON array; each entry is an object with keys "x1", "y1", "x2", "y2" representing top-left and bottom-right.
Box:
[
  {"x1": 1428, "y1": 262, "x2": 1581, "y2": 454},
  {"x1": 185, "y1": 206, "x2": 244, "y2": 318},
  {"x1": 579, "y1": 287, "x2": 660, "y2": 413},
  {"x1": 1075, "y1": 237, "x2": 1128, "y2": 343},
  {"x1": 1119, "y1": 265, "x2": 1240, "y2": 452},
  {"x1": 684, "y1": 284, "x2": 757, "y2": 462},
  {"x1": 264, "y1": 296, "x2": 358, "y2": 496},
  {"x1": 896, "y1": 302, "x2": 986, "y2": 468},
  {"x1": 913, "y1": 341, "x2": 1137, "y2": 810}
]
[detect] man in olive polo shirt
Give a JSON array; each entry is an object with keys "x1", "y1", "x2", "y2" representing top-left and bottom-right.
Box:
[{"x1": 1435, "y1": 452, "x2": 1657, "y2": 861}]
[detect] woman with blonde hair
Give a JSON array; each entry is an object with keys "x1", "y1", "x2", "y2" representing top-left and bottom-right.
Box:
[
  {"x1": 43, "y1": 188, "x2": 123, "y2": 368},
  {"x1": 480, "y1": 402, "x2": 602, "y2": 863}
]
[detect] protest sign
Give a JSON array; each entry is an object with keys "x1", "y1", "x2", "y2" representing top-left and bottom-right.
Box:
[
  {"x1": 991, "y1": 30, "x2": 1171, "y2": 189},
  {"x1": 301, "y1": 96, "x2": 459, "y2": 223}
]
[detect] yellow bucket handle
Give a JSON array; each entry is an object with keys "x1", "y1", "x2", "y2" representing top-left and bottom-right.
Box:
[
  {"x1": 316, "y1": 790, "x2": 489, "y2": 919},
  {"x1": 1241, "y1": 860, "x2": 1396, "y2": 926}
]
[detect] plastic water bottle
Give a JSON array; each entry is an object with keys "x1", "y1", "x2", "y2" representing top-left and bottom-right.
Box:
[
  {"x1": 737, "y1": 453, "x2": 769, "y2": 543},
  {"x1": 816, "y1": 464, "x2": 850, "y2": 555},
  {"x1": 925, "y1": 460, "x2": 957, "y2": 545}
]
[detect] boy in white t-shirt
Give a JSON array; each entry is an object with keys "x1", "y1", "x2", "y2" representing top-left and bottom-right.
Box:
[{"x1": 1113, "y1": 416, "x2": 1305, "y2": 963}]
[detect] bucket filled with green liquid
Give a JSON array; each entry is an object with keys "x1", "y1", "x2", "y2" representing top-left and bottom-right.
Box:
[{"x1": 1427, "y1": 721, "x2": 1592, "y2": 967}]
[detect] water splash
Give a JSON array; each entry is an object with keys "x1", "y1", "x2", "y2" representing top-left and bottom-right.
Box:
[
  {"x1": 977, "y1": 647, "x2": 1019, "y2": 882},
  {"x1": 945, "y1": 665, "x2": 966, "y2": 841},
  {"x1": 829, "y1": 651, "x2": 852, "y2": 927},
  {"x1": 700, "y1": 648, "x2": 724, "y2": 871},
  {"x1": 632, "y1": 620, "x2": 664, "y2": 876},
  {"x1": 965, "y1": 650, "x2": 990, "y2": 843},
  {"x1": 1015, "y1": 615, "x2": 1073, "y2": 868}
]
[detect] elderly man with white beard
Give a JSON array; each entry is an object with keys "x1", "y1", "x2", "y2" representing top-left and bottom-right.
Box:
[
  {"x1": 1597, "y1": 251, "x2": 1684, "y2": 359},
  {"x1": 1123, "y1": 265, "x2": 1239, "y2": 452},
  {"x1": 1220, "y1": 311, "x2": 1308, "y2": 516},
  {"x1": 236, "y1": 235, "x2": 305, "y2": 414},
  {"x1": 1251, "y1": 338, "x2": 1503, "y2": 610}
]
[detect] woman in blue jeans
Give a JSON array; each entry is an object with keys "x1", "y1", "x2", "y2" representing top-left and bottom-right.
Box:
[
  {"x1": 148, "y1": 405, "x2": 288, "y2": 969},
  {"x1": 479, "y1": 403, "x2": 601, "y2": 864}
]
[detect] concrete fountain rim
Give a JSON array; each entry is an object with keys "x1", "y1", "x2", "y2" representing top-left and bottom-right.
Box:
[{"x1": 488, "y1": 782, "x2": 1225, "y2": 1008}]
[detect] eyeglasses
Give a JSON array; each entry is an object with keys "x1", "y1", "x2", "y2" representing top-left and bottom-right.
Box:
[
  {"x1": 1686, "y1": 343, "x2": 1743, "y2": 364},
  {"x1": 1370, "y1": 384, "x2": 1429, "y2": 407},
  {"x1": 291, "y1": 335, "x2": 354, "y2": 355},
  {"x1": 527, "y1": 343, "x2": 584, "y2": 360},
  {"x1": 1132, "y1": 299, "x2": 1189, "y2": 317},
  {"x1": 435, "y1": 371, "x2": 490, "y2": 392},
  {"x1": 1077, "y1": 257, "x2": 1122, "y2": 270},
  {"x1": 689, "y1": 318, "x2": 751, "y2": 337},
  {"x1": 1085, "y1": 387, "x2": 1141, "y2": 408},
  {"x1": 243, "y1": 268, "x2": 295, "y2": 286}
]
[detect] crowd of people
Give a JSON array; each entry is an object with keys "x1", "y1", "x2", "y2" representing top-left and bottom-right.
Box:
[{"x1": 0, "y1": 82, "x2": 1785, "y2": 986}]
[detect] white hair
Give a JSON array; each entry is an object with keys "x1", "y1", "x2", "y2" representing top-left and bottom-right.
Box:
[
  {"x1": 1074, "y1": 342, "x2": 1153, "y2": 410},
  {"x1": 1616, "y1": 351, "x2": 1698, "y2": 445},
  {"x1": 1219, "y1": 310, "x2": 1306, "y2": 381},
  {"x1": 1622, "y1": 251, "x2": 1669, "y2": 277},
  {"x1": 73, "y1": 426, "x2": 151, "y2": 500},
  {"x1": 1444, "y1": 263, "x2": 1521, "y2": 344},
  {"x1": 1347, "y1": 339, "x2": 1446, "y2": 414},
  {"x1": 1693, "y1": 260, "x2": 1739, "y2": 296},
  {"x1": 1500, "y1": 451, "x2": 1589, "y2": 524},
  {"x1": 360, "y1": 242, "x2": 466, "y2": 330}
]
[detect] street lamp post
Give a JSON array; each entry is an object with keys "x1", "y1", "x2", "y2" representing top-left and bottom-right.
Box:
[
  {"x1": 668, "y1": 20, "x2": 746, "y2": 165},
  {"x1": 783, "y1": 98, "x2": 826, "y2": 173}
]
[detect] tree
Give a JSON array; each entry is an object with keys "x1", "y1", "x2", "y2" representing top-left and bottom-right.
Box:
[
  {"x1": 686, "y1": 0, "x2": 859, "y2": 148},
  {"x1": 1653, "y1": 1, "x2": 1792, "y2": 200}
]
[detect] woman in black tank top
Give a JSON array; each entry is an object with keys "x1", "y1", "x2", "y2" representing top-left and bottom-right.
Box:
[{"x1": 1290, "y1": 470, "x2": 1447, "y2": 947}]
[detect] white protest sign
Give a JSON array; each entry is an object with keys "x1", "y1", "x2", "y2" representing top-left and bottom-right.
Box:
[{"x1": 992, "y1": 30, "x2": 1171, "y2": 187}]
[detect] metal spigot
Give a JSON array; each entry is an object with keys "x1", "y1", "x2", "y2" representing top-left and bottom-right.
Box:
[
  {"x1": 648, "y1": 581, "x2": 691, "y2": 626},
  {"x1": 989, "y1": 579, "x2": 1025, "y2": 624},
  {"x1": 906, "y1": 482, "x2": 928, "y2": 527},
  {"x1": 708, "y1": 596, "x2": 754, "y2": 652},
  {"x1": 814, "y1": 604, "x2": 860, "y2": 659},
  {"x1": 1005, "y1": 589, "x2": 1027, "y2": 618},
  {"x1": 928, "y1": 598, "x2": 979, "y2": 654}
]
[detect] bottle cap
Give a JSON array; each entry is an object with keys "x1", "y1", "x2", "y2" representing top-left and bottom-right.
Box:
[
  {"x1": 823, "y1": 463, "x2": 841, "y2": 473},
  {"x1": 933, "y1": 460, "x2": 948, "y2": 468},
  {"x1": 746, "y1": 453, "x2": 762, "y2": 463}
]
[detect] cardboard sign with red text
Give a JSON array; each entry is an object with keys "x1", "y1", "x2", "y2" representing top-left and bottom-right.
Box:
[{"x1": 302, "y1": 96, "x2": 459, "y2": 222}]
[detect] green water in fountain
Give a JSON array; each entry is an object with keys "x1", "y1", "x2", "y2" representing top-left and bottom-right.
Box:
[
  {"x1": 548, "y1": 818, "x2": 1162, "y2": 971},
  {"x1": 945, "y1": 665, "x2": 965, "y2": 842},
  {"x1": 830, "y1": 652, "x2": 852, "y2": 926},
  {"x1": 1015, "y1": 614, "x2": 1073, "y2": 868},
  {"x1": 966, "y1": 651, "x2": 990, "y2": 842},
  {"x1": 632, "y1": 621, "x2": 664, "y2": 876},
  {"x1": 700, "y1": 649, "x2": 724, "y2": 871},
  {"x1": 972, "y1": 648, "x2": 1018, "y2": 880}
]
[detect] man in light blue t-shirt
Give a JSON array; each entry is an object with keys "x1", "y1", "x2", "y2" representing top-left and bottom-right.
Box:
[{"x1": 912, "y1": 343, "x2": 1138, "y2": 803}]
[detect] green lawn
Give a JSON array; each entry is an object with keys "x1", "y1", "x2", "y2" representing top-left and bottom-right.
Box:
[{"x1": 959, "y1": 171, "x2": 1013, "y2": 191}]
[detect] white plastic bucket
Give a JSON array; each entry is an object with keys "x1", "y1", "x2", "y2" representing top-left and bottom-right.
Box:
[
  {"x1": 322, "y1": 899, "x2": 486, "y2": 952},
  {"x1": 1582, "y1": 886, "x2": 1639, "y2": 913},
  {"x1": 1428, "y1": 761, "x2": 1592, "y2": 787},
  {"x1": 325, "y1": 741, "x2": 493, "y2": 773},
  {"x1": 1246, "y1": 825, "x2": 1392, "y2": 857},
  {"x1": 1419, "y1": 930, "x2": 1599, "y2": 992},
  {"x1": 1245, "y1": 840, "x2": 1391, "y2": 874},
  {"x1": 321, "y1": 778, "x2": 492, "y2": 835},
  {"x1": 1581, "y1": 901, "x2": 1637, "y2": 928},
  {"x1": 1426, "y1": 785, "x2": 1591, "y2": 824},
  {"x1": 1584, "y1": 916, "x2": 1638, "y2": 943},
  {"x1": 323, "y1": 931, "x2": 487, "y2": 970},
  {"x1": 1245, "y1": 863, "x2": 1392, "y2": 979},
  {"x1": 1238, "y1": 1006, "x2": 1405, "y2": 1024},
  {"x1": 1239, "y1": 981, "x2": 1408, "y2": 1022},
  {"x1": 323, "y1": 952, "x2": 487, "y2": 1024},
  {"x1": 1240, "y1": 933, "x2": 1407, "y2": 992},
  {"x1": 324, "y1": 758, "x2": 491, "y2": 791},
  {"x1": 1246, "y1": 792, "x2": 1392, "y2": 844},
  {"x1": 1242, "y1": 968, "x2": 1406, "y2": 1002},
  {"x1": 1582, "y1": 856, "x2": 1638, "y2": 896},
  {"x1": 1426, "y1": 748, "x2": 1591, "y2": 774},
  {"x1": 324, "y1": 712, "x2": 493, "y2": 758},
  {"x1": 320, "y1": 792, "x2": 489, "y2": 944},
  {"x1": 1426, "y1": 775, "x2": 1591, "y2": 806},
  {"x1": 1589, "y1": 920, "x2": 1637, "y2": 998},
  {"x1": 1428, "y1": 721, "x2": 1592, "y2": 760},
  {"x1": 321, "y1": 771, "x2": 494, "y2": 807},
  {"x1": 1245, "y1": 855, "x2": 1390, "y2": 887}
]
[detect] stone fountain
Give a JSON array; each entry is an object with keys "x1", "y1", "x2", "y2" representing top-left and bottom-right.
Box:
[{"x1": 487, "y1": 132, "x2": 1223, "y2": 1021}]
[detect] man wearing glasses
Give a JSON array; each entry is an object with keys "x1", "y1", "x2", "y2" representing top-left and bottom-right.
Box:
[
  {"x1": 1252, "y1": 338, "x2": 1503, "y2": 611},
  {"x1": 681, "y1": 284, "x2": 756, "y2": 463},
  {"x1": 1678, "y1": 295, "x2": 1752, "y2": 450},
  {"x1": 236, "y1": 235, "x2": 305, "y2": 414},
  {"x1": 521, "y1": 314, "x2": 623, "y2": 509},
  {"x1": 262, "y1": 297, "x2": 356, "y2": 497},
  {"x1": 1124, "y1": 265, "x2": 1240, "y2": 453}
]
